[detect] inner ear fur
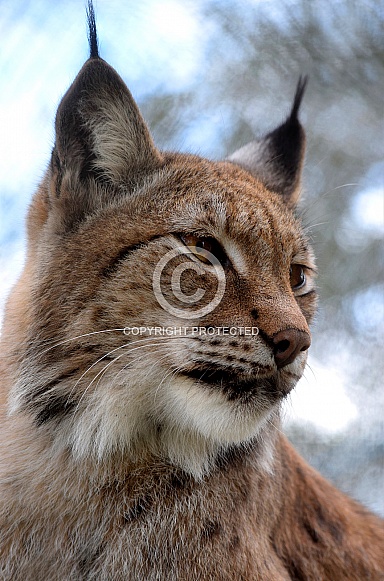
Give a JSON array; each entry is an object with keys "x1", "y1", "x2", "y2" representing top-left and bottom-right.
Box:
[
  {"x1": 227, "y1": 77, "x2": 307, "y2": 207},
  {"x1": 54, "y1": 57, "x2": 162, "y2": 185}
]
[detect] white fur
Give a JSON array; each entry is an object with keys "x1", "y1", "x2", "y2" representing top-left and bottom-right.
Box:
[
  {"x1": 220, "y1": 234, "x2": 249, "y2": 276},
  {"x1": 51, "y1": 354, "x2": 278, "y2": 479}
]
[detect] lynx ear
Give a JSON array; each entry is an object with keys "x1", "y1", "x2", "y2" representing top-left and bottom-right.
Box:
[
  {"x1": 227, "y1": 77, "x2": 307, "y2": 207},
  {"x1": 53, "y1": 2, "x2": 161, "y2": 195},
  {"x1": 49, "y1": 5, "x2": 162, "y2": 232},
  {"x1": 48, "y1": 5, "x2": 162, "y2": 231},
  {"x1": 54, "y1": 57, "x2": 162, "y2": 187}
]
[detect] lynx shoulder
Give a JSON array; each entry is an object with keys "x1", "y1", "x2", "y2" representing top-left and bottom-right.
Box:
[{"x1": 0, "y1": 3, "x2": 383, "y2": 579}]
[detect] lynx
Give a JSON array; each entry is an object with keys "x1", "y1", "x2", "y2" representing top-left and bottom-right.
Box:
[{"x1": 0, "y1": 4, "x2": 383, "y2": 580}]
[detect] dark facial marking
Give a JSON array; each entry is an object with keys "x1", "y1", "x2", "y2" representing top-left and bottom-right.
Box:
[
  {"x1": 201, "y1": 519, "x2": 222, "y2": 541},
  {"x1": 101, "y1": 244, "x2": 145, "y2": 277},
  {"x1": 35, "y1": 394, "x2": 78, "y2": 425}
]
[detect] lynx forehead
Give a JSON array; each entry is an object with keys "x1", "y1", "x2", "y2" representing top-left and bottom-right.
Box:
[{"x1": 1, "y1": 4, "x2": 382, "y2": 580}]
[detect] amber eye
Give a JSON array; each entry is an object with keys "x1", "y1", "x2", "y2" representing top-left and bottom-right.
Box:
[
  {"x1": 290, "y1": 264, "x2": 306, "y2": 290},
  {"x1": 180, "y1": 234, "x2": 228, "y2": 266}
]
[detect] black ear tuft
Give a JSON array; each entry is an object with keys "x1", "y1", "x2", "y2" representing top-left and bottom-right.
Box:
[
  {"x1": 289, "y1": 75, "x2": 308, "y2": 121},
  {"x1": 86, "y1": 0, "x2": 99, "y2": 59},
  {"x1": 227, "y1": 77, "x2": 308, "y2": 207}
]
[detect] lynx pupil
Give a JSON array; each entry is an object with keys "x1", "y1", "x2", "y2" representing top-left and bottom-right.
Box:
[
  {"x1": 290, "y1": 264, "x2": 306, "y2": 289},
  {"x1": 180, "y1": 233, "x2": 227, "y2": 266}
]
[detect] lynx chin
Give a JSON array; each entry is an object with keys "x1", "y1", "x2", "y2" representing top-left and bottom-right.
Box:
[{"x1": 0, "y1": 2, "x2": 383, "y2": 580}]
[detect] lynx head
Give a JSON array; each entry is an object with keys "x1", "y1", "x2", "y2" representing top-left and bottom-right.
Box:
[{"x1": 6, "y1": 3, "x2": 316, "y2": 478}]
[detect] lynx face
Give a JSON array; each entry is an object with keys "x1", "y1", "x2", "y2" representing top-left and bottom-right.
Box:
[{"x1": 6, "y1": 19, "x2": 316, "y2": 477}]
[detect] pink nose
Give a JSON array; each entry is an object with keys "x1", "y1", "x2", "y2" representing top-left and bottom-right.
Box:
[{"x1": 273, "y1": 328, "x2": 311, "y2": 368}]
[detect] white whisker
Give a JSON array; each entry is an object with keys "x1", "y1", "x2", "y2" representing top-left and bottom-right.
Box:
[
  {"x1": 66, "y1": 335, "x2": 180, "y2": 401},
  {"x1": 33, "y1": 328, "x2": 126, "y2": 359},
  {"x1": 153, "y1": 365, "x2": 183, "y2": 404},
  {"x1": 73, "y1": 340, "x2": 177, "y2": 414}
]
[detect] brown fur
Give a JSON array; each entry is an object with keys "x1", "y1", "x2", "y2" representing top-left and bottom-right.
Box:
[{"x1": 0, "y1": 8, "x2": 383, "y2": 580}]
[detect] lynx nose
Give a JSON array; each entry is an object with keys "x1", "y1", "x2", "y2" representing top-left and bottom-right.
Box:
[{"x1": 273, "y1": 329, "x2": 311, "y2": 369}]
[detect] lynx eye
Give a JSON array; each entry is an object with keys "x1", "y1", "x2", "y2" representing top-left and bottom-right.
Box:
[
  {"x1": 180, "y1": 234, "x2": 227, "y2": 266},
  {"x1": 290, "y1": 264, "x2": 306, "y2": 290}
]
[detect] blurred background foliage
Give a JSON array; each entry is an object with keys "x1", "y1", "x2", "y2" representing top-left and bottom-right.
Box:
[{"x1": 1, "y1": 0, "x2": 383, "y2": 513}]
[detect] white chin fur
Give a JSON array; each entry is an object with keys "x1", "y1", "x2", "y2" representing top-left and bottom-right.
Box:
[
  {"x1": 162, "y1": 376, "x2": 276, "y2": 445},
  {"x1": 58, "y1": 368, "x2": 278, "y2": 479}
]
